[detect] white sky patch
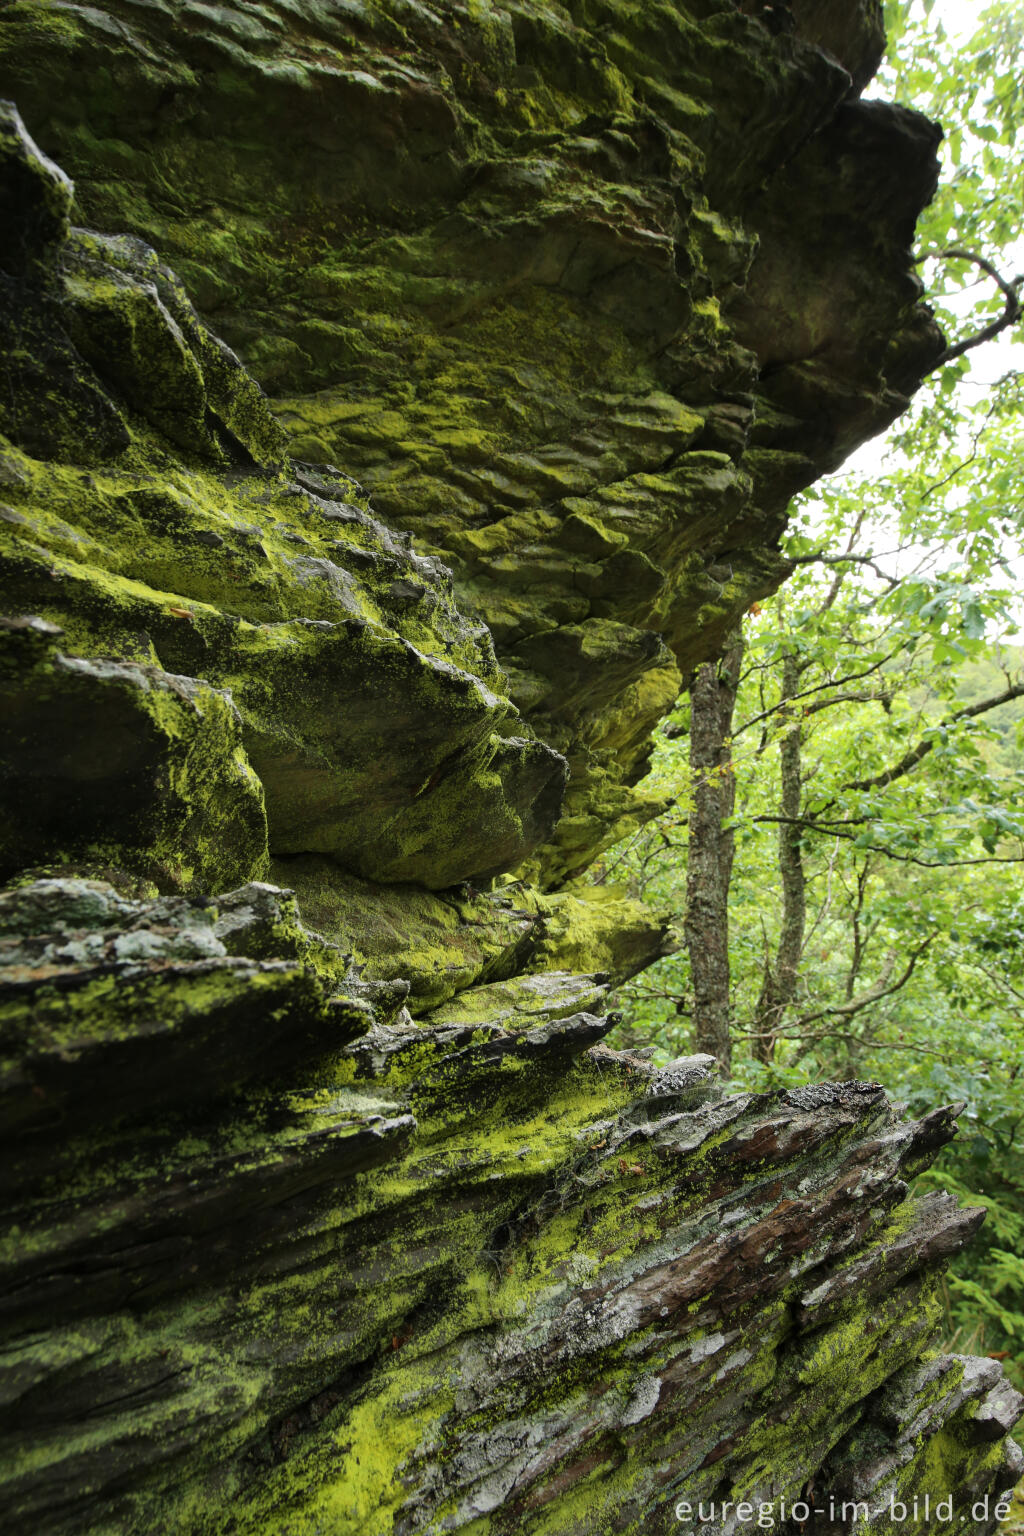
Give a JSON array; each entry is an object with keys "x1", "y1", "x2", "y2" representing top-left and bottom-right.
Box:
[{"x1": 799, "y1": 0, "x2": 1024, "y2": 635}]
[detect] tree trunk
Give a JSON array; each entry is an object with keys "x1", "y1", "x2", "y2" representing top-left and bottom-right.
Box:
[
  {"x1": 755, "y1": 651, "x2": 807, "y2": 1062},
  {"x1": 685, "y1": 630, "x2": 744, "y2": 1073}
]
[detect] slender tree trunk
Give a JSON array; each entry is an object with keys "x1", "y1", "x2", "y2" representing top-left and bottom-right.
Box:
[
  {"x1": 684, "y1": 629, "x2": 744, "y2": 1073},
  {"x1": 754, "y1": 652, "x2": 806, "y2": 1062}
]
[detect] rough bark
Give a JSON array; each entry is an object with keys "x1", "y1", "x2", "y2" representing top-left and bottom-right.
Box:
[
  {"x1": 685, "y1": 631, "x2": 744, "y2": 1073},
  {"x1": 755, "y1": 653, "x2": 809, "y2": 1061}
]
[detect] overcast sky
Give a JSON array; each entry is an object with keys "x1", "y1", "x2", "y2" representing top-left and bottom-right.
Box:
[
  {"x1": 805, "y1": 0, "x2": 1024, "y2": 633},
  {"x1": 843, "y1": 0, "x2": 1024, "y2": 465}
]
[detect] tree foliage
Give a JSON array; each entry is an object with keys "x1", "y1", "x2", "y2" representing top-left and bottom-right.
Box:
[{"x1": 603, "y1": 0, "x2": 1024, "y2": 1386}]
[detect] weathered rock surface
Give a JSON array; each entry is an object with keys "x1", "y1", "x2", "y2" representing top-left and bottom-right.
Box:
[
  {"x1": 0, "y1": 0, "x2": 945, "y2": 882},
  {"x1": 2, "y1": 880, "x2": 1021, "y2": 1535},
  {"x1": 0, "y1": 1, "x2": 1020, "y2": 1532},
  {"x1": 0, "y1": 106, "x2": 567, "y2": 891},
  {"x1": 0, "y1": 614, "x2": 269, "y2": 892}
]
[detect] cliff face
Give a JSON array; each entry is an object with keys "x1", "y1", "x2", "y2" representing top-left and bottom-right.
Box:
[
  {"x1": 0, "y1": 0, "x2": 945, "y2": 906},
  {"x1": 0, "y1": 2, "x2": 1020, "y2": 1532}
]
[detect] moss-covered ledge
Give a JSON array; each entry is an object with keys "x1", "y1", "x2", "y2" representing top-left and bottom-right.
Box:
[
  {"x1": 0, "y1": 0, "x2": 945, "y2": 881},
  {"x1": 1, "y1": 878, "x2": 1021, "y2": 1535}
]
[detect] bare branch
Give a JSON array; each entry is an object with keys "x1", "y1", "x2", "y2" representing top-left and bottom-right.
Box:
[
  {"x1": 915, "y1": 392, "x2": 1004, "y2": 500},
  {"x1": 733, "y1": 1029, "x2": 958, "y2": 1061},
  {"x1": 965, "y1": 959, "x2": 1024, "y2": 1008},
  {"x1": 749, "y1": 812, "x2": 1024, "y2": 867},
  {"x1": 846, "y1": 858, "x2": 872, "y2": 1001},
  {"x1": 801, "y1": 689, "x2": 891, "y2": 718},
  {"x1": 784, "y1": 551, "x2": 903, "y2": 589},
  {"x1": 785, "y1": 936, "x2": 935, "y2": 1032},
  {"x1": 733, "y1": 648, "x2": 904, "y2": 738},
  {"x1": 842, "y1": 680, "x2": 1024, "y2": 794},
  {"x1": 812, "y1": 507, "x2": 869, "y2": 620},
  {"x1": 924, "y1": 248, "x2": 1023, "y2": 369}
]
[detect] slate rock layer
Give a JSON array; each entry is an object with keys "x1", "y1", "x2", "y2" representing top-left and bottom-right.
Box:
[
  {"x1": 1, "y1": 879, "x2": 1021, "y2": 1535},
  {"x1": 0, "y1": 4, "x2": 1019, "y2": 1535}
]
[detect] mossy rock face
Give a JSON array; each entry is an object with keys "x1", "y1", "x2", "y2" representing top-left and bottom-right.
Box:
[
  {"x1": 1, "y1": 874, "x2": 1020, "y2": 1536},
  {"x1": 0, "y1": 95, "x2": 71, "y2": 272},
  {"x1": 62, "y1": 228, "x2": 289, "y2": 467},
  {"x1": 0, "y1": 0, "x2": 945, "y2": 878},
  {"x1": 425, "y1": 969, "x2": 609, "y2": 1029},
  {"x1": 0, "y1": 104, "x2": 568, "y2": 891},
  {"x1": 0, "y1": 102, "x2": 286, "y2": 470},
  {"x1": 0, "y1": 103, "x2": 130, "y2": 463},
  {"x1": 0, "y1": 614, "x2": 268, "y2": 893},
  {"x1": 1, "y1": 10, "x2": 1020, "y2": 1536},
  {"x1": 0, "y1": 462, "x2": 570, "y2": 885},
  {"x1": 269, "y1": 855, "x2": 674, "y2": 1012}
]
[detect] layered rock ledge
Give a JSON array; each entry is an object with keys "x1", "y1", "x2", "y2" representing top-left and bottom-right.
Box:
[
  {"x1": 0, "y1": 0, "x2": 946, "y2": 891},
  {"x1": 2, "y1": 878, "x2": 1021, "y2": 1536}
]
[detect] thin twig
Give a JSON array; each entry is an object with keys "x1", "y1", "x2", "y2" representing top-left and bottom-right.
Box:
[
  {"x1": 842, "y1": 680, "x2": 1024, "y2": 794},
  {"x1": 924, "y1": 247, "x2": 1023, "y2": 368},
  {"x1": 748, "y1": 814, "x2": 1024, "y2": 867}
]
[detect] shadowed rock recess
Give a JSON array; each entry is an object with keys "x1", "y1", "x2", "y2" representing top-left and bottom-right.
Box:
[{"x1": 0, "y1": 0, "x2": 1020, "y2": 1531}]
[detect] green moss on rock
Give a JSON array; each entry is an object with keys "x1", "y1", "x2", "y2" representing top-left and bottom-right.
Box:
[{"x1": 0, "y1": 614, "x2": 268, "y2": 892}]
